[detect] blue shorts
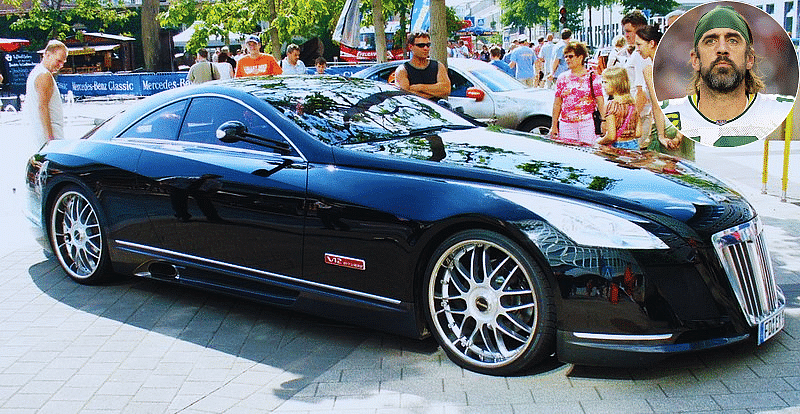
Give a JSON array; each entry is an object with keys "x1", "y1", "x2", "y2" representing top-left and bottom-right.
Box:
[{"x1": 613, "y1": 140, "x2": 639, "y2": 150}]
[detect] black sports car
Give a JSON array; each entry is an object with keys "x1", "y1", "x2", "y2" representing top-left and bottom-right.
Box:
[{"x1": 25, "y1": 76, "x2": 785, "y2": 375}]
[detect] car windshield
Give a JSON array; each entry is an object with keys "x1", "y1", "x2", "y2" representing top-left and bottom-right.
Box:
[
  {"x1": 248, "y1": 76, "x2": 474, "y2": 145},
  {"x1": 469, "y1": 69, "x2": 528, "y2": 93}
]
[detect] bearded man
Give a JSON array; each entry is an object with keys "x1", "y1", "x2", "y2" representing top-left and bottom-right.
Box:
[{"x1": 660, "y1": 6, "x2": 794, "y2": 147}]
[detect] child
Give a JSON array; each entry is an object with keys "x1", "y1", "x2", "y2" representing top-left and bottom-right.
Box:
[
  {"x1": 597, "y1": 67, "x2": 641, "y2": 149},
  {"x1": 314, "y1": 57, "x2": 328, "y2": 75}
]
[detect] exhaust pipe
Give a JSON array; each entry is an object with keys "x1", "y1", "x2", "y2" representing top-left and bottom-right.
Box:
[{"x1": 147, "y1": 262, "x2": 180, "y2": 280}]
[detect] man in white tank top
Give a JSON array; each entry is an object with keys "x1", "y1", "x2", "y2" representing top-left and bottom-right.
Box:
[{"x1": 25, "y1": 39, "x2": 68, "y2": 148}]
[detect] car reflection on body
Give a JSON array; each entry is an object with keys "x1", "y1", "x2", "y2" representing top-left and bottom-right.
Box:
[
  {"x1": 352, "y1": 58, "x2": 555, "y2": 134},
  {"x1": 26, "y1": 76, "x2": 784, "y2": 375}
]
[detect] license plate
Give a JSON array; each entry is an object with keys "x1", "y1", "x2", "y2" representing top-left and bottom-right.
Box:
[{"x1": 758, "y1": 308, "x2": 785, "y2": 345}]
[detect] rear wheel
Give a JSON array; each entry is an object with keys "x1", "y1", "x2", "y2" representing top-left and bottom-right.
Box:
[
  {"x1": 519, "y1": 116, "x2": 551, "y2": 136},
  {"x1": 423, "y1": 230, "x2": 555, "y2": 375},
  {"x1": 49, "y1": 186, "x2": 110, "y2": 284}
]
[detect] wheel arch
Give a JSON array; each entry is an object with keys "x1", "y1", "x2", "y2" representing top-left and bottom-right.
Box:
[
  {"x1": 42, "y1": 176, "x2": 109, "y2": 249},
  {"x1": 517, "y1": 115, "x2": 552, "y2": 134},
  {"x1": 410, "y1": 215, "x2": 560, "y2": 336}
]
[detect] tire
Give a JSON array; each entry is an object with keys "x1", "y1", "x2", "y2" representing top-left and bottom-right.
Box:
[
  {"x1": 49, "y1": 186, "x2": 110, "y2": 284},
  {"x1": 424, "y1": 230, "x2": 555, "y2": 375},
  {"x1": 519, "y1": 116, "x2": 551, "y2": 136}
]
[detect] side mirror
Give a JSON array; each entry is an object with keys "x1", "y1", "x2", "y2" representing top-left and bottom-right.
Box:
[
  {"x1": 466, "y1": 87, "x2": 485, "y2": 102},
  {"x1": 216, "y1": 120, "x2": 247, "y2": 143},
  {"x1": 215, "y1": 120, "x2": 292, "y2": 154}
]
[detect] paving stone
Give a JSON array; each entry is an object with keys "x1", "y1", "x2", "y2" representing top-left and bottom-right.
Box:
[
  {"x1": 646, "y1": 395, "x2": 721, "y2": 413},
  {"x1": 581, "y1": 398, "x2": 654, "y2": 414},
  {"x1": 511, "y1": 401, "x2": 584, "y2": 414},
  {"x1": 712, "y1": 392, "x2": 788, "y2": 410}
]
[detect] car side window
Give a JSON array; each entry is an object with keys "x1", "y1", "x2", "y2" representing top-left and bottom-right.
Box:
[
  {"x1": 179, "y1": 97, "x2": 286, "y2": 153},
  {"x1": 449, "y1": 69, "x2": 473, "y2": 98},
  {"x1": 118, "y1": 100, "x2": 187, "y2": 140},
  {"x1": 368, "y1": 67, "x2": 396, "y2": 83}
]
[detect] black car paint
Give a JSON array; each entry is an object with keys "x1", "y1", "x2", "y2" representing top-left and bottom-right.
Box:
[{"x1": 27, "y1": 77, "x2": 766, "y2": 367}]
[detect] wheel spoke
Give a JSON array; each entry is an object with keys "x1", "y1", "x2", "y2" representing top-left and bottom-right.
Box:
[
  {"x1": 488, "y1": 254, "x2": 509, "y2": 280},
  {"x1": 502, "y1": 302, "x2": 535, "y2": 313},
  {"x1": 447, "y1": 264, "x2": 472, "y2": 295},
  {"x1": 499, "y1": 312, "x2": 533, "y2": 336},
  {"x1": 493, "y1": 325, "x2": 513, "y2": 357}
]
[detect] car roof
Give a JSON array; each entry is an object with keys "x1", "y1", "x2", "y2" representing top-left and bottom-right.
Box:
[{"x1": 353, "y1": 57, "x2": 497, "y2": 77}]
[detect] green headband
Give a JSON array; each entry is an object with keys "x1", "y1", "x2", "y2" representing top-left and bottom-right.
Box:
[{"x1": 694, "y1": 6, "x2": 752, "y2": 47}]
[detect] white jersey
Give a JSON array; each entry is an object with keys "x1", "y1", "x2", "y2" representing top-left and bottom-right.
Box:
[
  {"x1": 280, "y1": 58, "x2": 306, "y2": 75},
  {"x1": 24, "y1": 63, "x2": 64, "y2": 148},
  {"x1": 661, "y1": 93, "x2": 795, "y2": 147}
]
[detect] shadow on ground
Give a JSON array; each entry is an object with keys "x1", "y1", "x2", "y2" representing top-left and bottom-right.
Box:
[{"x1": 28, "y1": 257, "x2": 442, "y2": 404}]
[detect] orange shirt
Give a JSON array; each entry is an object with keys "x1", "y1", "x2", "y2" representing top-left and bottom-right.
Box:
[{"x1": 235, "y1": 53, "x2": 282, "y2": 77}]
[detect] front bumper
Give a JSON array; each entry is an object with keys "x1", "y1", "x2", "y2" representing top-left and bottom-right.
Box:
[{"x1": 556, "y1": 329, "x2": 750, "y2": 367}]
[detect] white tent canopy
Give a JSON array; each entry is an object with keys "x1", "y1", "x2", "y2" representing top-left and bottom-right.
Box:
[{"x1": 173, "y1": 22, "x2": 247, "y2": 48}]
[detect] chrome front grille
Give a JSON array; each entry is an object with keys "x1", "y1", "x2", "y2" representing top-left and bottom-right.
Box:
[{"x1": 712, "y1": 217, "x2": 785, "y2": 326}]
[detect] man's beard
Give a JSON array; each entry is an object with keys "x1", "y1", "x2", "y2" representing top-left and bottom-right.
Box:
[{"x1": 700, "y1": 56, "x2": 746, "y2": 93}]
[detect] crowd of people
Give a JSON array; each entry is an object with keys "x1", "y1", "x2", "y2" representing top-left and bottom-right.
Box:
[{"x1": 30, "y1": 3, "x2": 792, "y2": 168}]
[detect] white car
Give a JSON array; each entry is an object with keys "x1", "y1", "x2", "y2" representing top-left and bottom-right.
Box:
[{"x1": 352, "y1": 58, "x2": 554, "y2": 134}]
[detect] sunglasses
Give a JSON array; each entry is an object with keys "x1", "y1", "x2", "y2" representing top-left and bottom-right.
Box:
[
  {"x1": 414, "y1": 43, "x2": 432, "y2": 48},
  {"x1": 564, "y1": 54, "x2": 576, "y2": 59}
]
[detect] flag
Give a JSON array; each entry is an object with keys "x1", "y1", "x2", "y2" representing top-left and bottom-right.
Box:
[
  {"x1": 410, "y1": 0, "x2": 431, "y2": 33},
  {"x1": 333, "y1": 0, "x2": 361, "y2": 47}
]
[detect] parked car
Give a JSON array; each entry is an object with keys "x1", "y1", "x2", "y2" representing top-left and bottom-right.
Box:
[
  {"x1": 26, "y1": 76, "x2": 784, "y2": 375},
  {"x1": 352, "y1": 58, "x2": 554, "y2": 134},
  {"x1": 587, "y1": 46, "x2": 612, "y2": 74}
]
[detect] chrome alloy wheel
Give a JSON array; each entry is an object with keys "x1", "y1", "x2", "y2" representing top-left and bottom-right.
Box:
[
  {"x1": 50, "y1": 190, "x2": 104, "y2": 280},
  {"x1": 428, "y1": 238, "x2": 538, "y2": 369}
]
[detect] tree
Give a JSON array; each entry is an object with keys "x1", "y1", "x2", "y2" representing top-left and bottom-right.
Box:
[
  {"x1": 161, "y1": 0, "x2": 345, "y2": 59},
  {"x1": 501, "y1": 0, "x2": 556, "y2": 30},
  {"x1": 621, "y1": 0, "x2": 679, "y2": 17},
  {"x1": 429, "y1": 0, "x2": 446, "y2": 63},
  {"x1": 6, "y1": 0, "x2": 134, "y2": 44},
  {"x1": 372, "y1": 0, "x2": 387, "y2": 63},
  {"x1": 141, "y1": 0, "x2": 160, "y2": 72}
]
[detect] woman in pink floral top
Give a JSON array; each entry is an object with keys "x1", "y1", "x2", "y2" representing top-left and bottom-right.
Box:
[{"x1": 550, "y1": 41, "x2": 604, "y2": 146}]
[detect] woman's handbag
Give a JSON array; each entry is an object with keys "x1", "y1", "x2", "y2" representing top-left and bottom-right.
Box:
[{"x1": 589, "y1": 72, "x2": 602, "y2": 135}]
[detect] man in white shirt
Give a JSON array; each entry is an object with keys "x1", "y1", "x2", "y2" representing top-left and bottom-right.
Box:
[
  {"x1": 539, "y1": 33, "x2": 555, "y2": 88},
  {"x1": 620, "y1": 10, "x2": 650, "y2": 148},
  {"x1": 25, "y1": 39, "x2": 67, "y2": 146},
  {"x1": 280, "y1": 43, "x2": 307, "y2": 75}
]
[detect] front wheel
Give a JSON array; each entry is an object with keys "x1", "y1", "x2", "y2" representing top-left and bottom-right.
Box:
[
  {"x1": 49, "y1": 186, "x2": 110, "y2": 284},
  {"x1": 423, "y1": 230, "x2": 555, "y2": 375}
]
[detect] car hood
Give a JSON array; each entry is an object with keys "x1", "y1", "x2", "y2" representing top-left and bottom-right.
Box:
[
  {"x1": 493, "y1": 87, "x2": 556, "y2": 103},
  {"x1": 337, "y1": 127, "x2": 753, "y2": 226}
]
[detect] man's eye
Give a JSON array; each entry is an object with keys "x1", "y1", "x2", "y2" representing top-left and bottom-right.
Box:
[
  {"x1": 704, "y1": 38, "x2": 718, "y2": 46},
  {"x1": 728, "y1": 38, "x2": 739, "y2": 45}
]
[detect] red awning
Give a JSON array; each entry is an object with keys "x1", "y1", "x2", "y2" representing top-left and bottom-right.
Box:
[{"x1": 0, "y1": 38, "x2": 30, "y2": 52}]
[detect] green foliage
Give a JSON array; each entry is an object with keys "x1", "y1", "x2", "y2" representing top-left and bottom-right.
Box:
[
  {"x1": 501, "y1": 0, "x2": 556, "y2": 29},
  {"x1": 357, "y1": 1, "x2": 463, "y2": 42},
  {"x1": 161, "y1": 0, "x2": 345, "y2": 54},
  {"x1": 5, "y1": 0, "x2": 134, "y2": 45},
  {"x1": 502, "y1": 0, "x2": 618, "y2": 33},
  {"x1": 445, "y1": 6, "x2": 463, "y2": 37},
  {"x1": 621, "y1": 0, "x2": 680, "y2": 17}
]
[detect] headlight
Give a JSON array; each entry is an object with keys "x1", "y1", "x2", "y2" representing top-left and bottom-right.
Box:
[{"x1": 495, "y1": 190, "x2": 669, "y2": 250}]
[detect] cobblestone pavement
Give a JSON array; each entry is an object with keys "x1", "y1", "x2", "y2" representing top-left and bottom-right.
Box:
[{"x1": 0, "y1": 101, "x2": 798, "y2": 413}]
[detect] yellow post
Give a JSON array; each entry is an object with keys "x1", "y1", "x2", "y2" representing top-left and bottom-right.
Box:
[
  {"x1": 762, "y1": 130, "x2": 769, "y2": 194},
  {"x1": 781, "y1": 107, "x2": 793, "y2": 202}
]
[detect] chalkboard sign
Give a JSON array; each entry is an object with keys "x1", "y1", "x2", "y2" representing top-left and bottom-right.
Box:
[{"x1": 1, "y1": 52, "x2": 39, "y2": 94}]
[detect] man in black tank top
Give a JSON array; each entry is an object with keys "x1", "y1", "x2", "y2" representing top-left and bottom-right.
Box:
[{"x1": 394, "y1": 32, "x2": 451, "y2": 101}]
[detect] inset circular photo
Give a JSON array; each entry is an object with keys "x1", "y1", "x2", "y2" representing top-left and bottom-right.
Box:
[{"x1": 653, "y1": 1, "x2": 799, "y2": 147}]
